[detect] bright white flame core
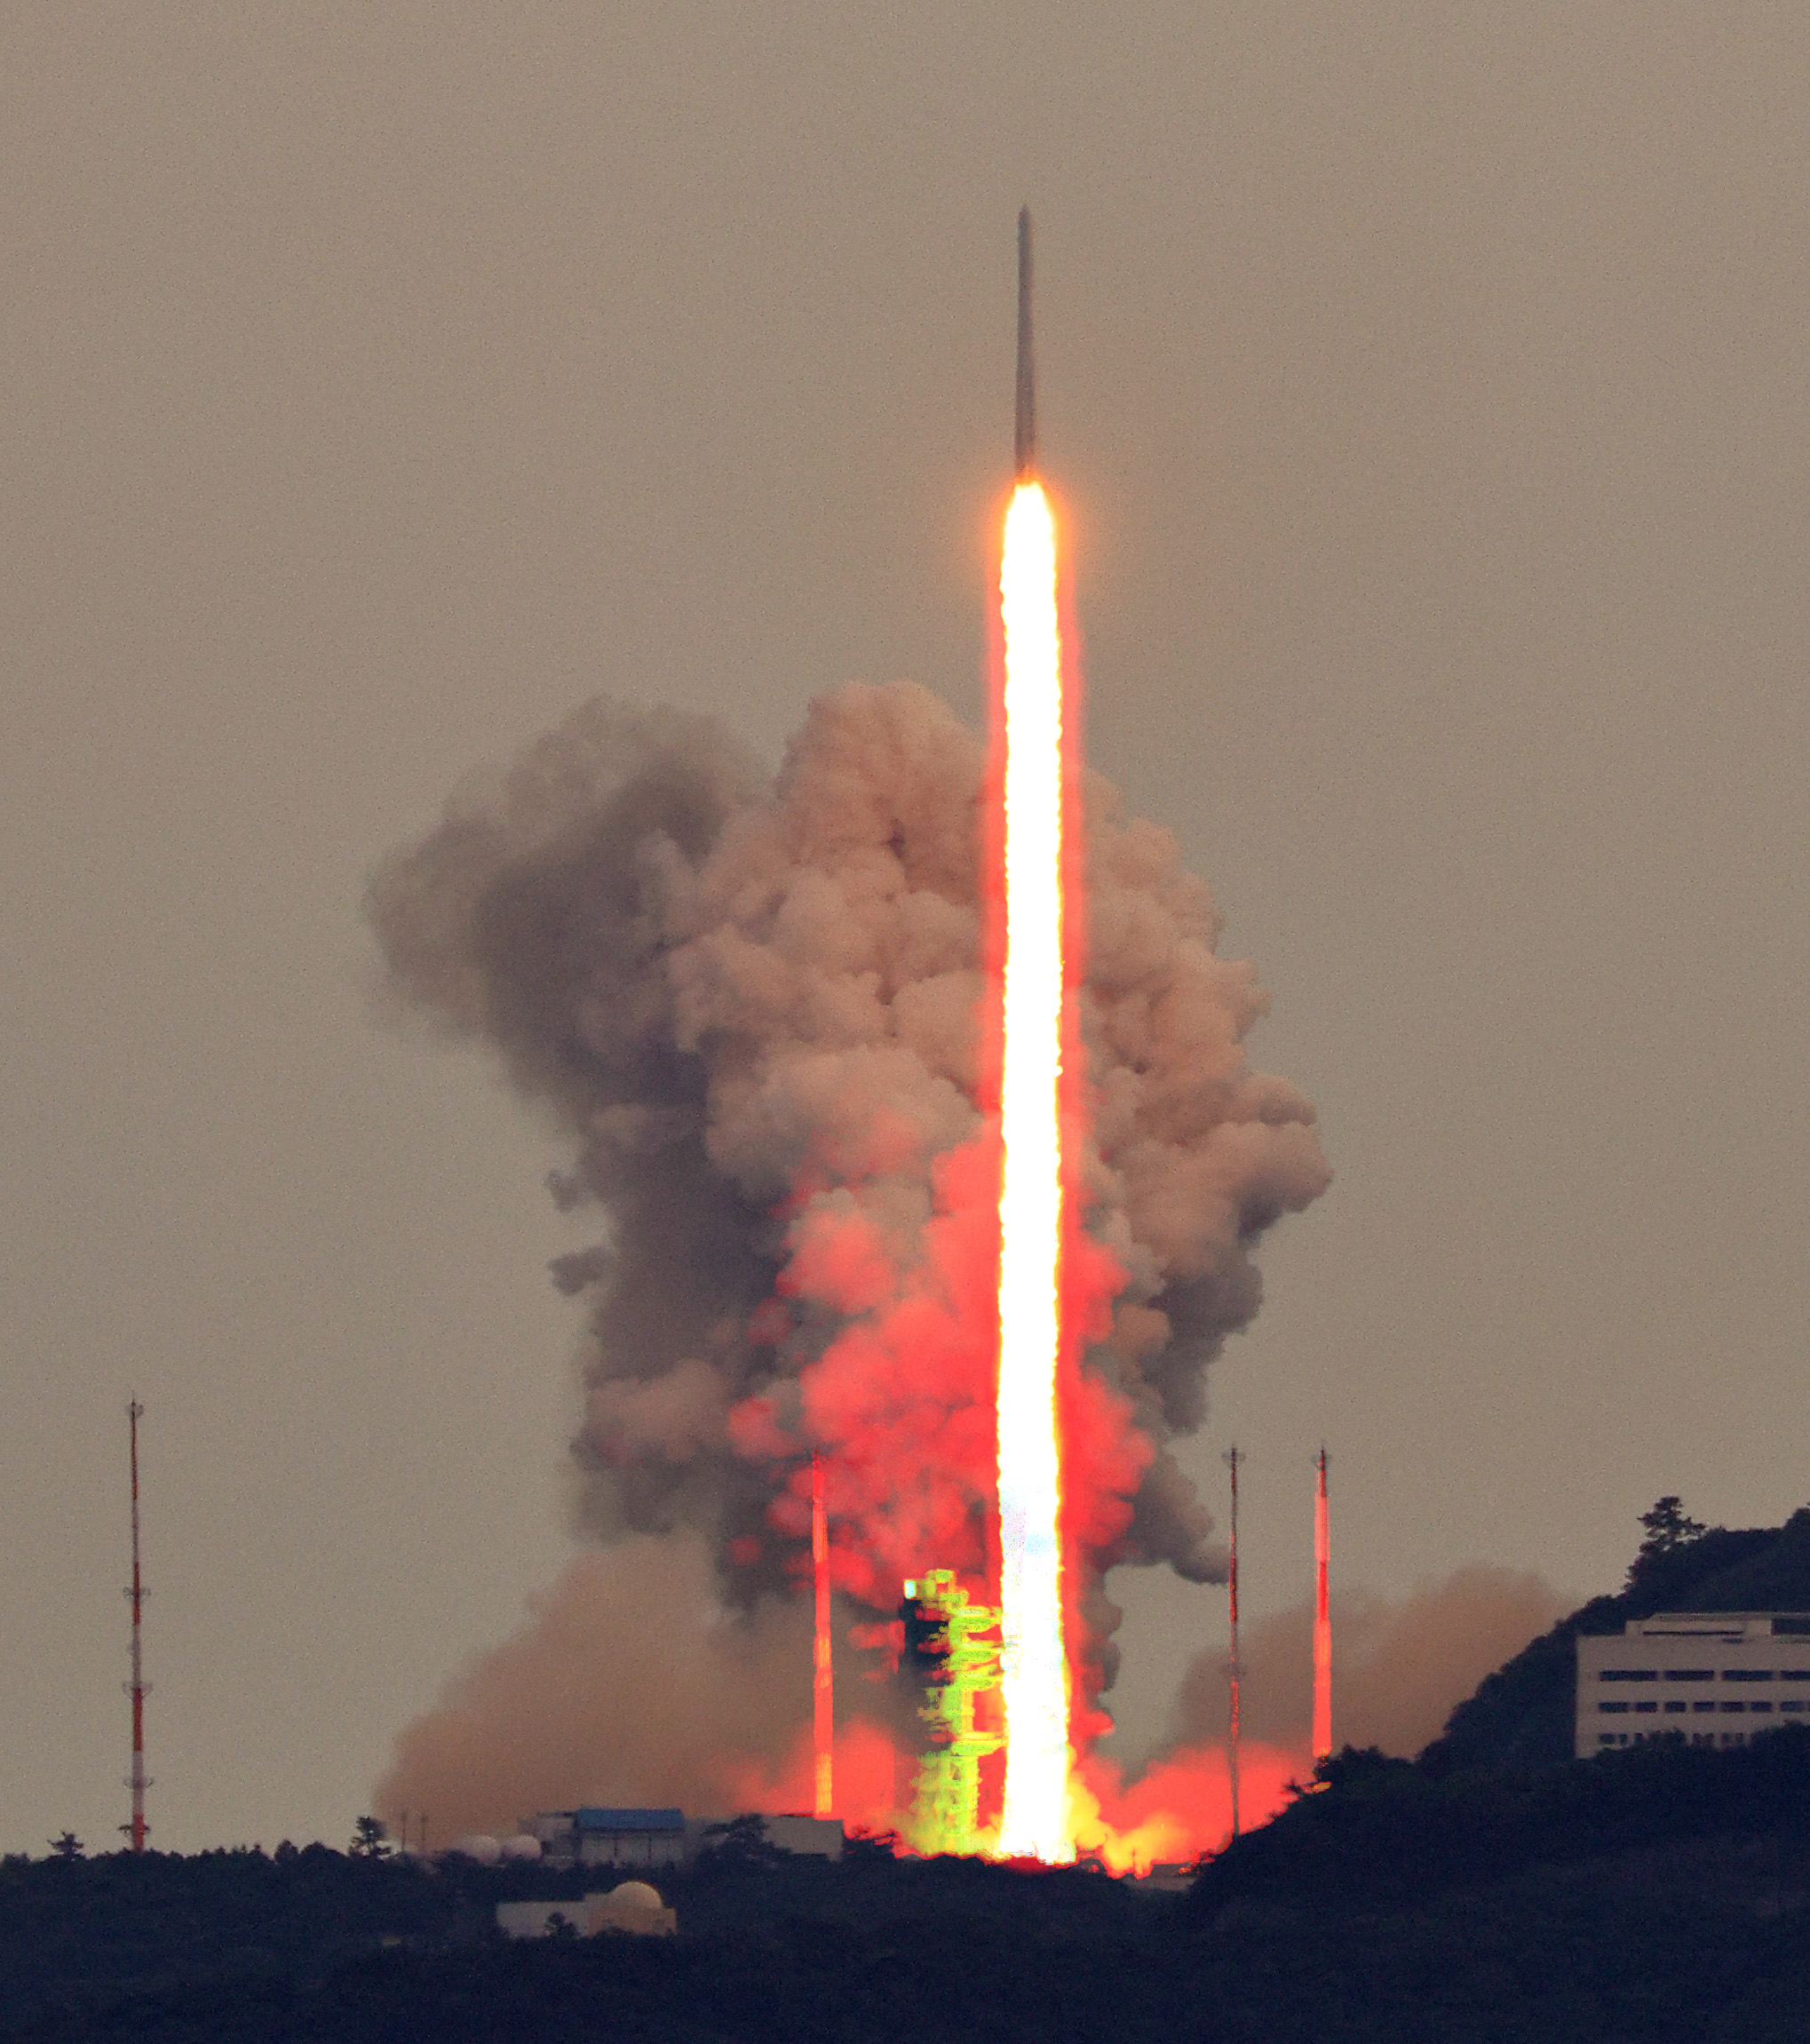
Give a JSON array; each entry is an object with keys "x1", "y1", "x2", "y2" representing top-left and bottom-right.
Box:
[{"x1": 994, "y1": 481, "x2": 1074, "y2": 1862}]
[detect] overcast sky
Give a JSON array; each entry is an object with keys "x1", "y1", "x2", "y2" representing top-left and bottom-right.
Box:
[{"x1": 4, "y1": 5, "x2": 1807, "y2": 1855}]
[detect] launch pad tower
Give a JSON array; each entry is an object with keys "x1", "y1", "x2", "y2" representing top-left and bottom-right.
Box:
[{"x1": 904, "y1": 1571, "x2": 1004, "y2": 1857}]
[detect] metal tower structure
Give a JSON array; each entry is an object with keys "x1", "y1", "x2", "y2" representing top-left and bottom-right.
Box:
[
  {"x1": 1313, "y1": 1447, "x2": 1331, "y2": 1764},
  {"x1": 1222, "y1": 1444, "x2": 1244, "y2": 1838},
  {"x1": 905, "y1": 1569, "x2": 1004, "y2": 1857},
  {"x1": 812, "y1": 1451, "x2": 833, "y2": 1819},
  {"x1": 123, "y1": 1399, "x2": 151, "y2": 1851}
]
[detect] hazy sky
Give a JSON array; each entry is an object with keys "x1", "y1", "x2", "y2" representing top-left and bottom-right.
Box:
[{"x1": 4, "y1": 5, "x2": 1806, "y2": 1856}]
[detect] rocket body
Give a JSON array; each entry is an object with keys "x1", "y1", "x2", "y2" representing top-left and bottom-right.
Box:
[{"x1": 1015, "y1": 208, "x2": 1036, "y2": 477}]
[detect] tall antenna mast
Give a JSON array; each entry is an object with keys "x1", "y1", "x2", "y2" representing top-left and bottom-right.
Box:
[
  {"x1": 1312, "y1": 1447, "x2": 1331, "y2": 1766},
  {"x1": 1222, "y1": 1444, "x2": 1244, "y2": 1840},
  {"x1": 812, "y1": 1451, "x2": 833, "y2": 1820},
  {"x1": 123, "y1": 1400, "x2": 151, "y2": 1851}
]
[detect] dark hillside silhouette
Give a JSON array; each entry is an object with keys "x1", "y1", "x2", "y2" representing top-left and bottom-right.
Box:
[{"x1": 1421, "y1": 1502, "x2": 1810, "y2": 1773}]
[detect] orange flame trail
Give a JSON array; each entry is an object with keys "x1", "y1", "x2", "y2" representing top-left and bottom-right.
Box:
[{"x1": 994, "y1": 480, "x2": 1074, "y2": 1862}]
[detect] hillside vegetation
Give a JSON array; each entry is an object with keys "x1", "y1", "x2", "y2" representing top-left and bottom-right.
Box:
[
  {"x1": 12, "y1": 1503, "x2": 1810, "y2": 2040},
  {"x1": 1423, "y1": 1500, "x2": 1810, "y2": 1772},
  {"x1": 8, "y1": 1731, "x2": 1810, "y2": 2042}
]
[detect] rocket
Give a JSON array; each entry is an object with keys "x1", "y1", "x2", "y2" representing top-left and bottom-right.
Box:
[{"x1": 1015, "y1": 206, "x2": 1036, "y2": 477}]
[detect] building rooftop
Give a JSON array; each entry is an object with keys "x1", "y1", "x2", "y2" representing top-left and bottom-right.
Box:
[
  {"x1": 1607, "y1": 1613, "x2": 1810, "y2": 1640},
  {"x1": 572, "y1": 1807, "x2": 686, "y2": 1833}
]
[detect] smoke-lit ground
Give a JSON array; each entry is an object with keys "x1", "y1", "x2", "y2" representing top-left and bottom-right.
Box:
[{"x1": 369, "y1": 680, "x2": 1344, "y2": 1860}]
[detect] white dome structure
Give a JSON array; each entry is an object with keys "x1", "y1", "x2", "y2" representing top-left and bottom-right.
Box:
[
  {"x1": 607, "y1": 1881, "x2": 662, "y2": 1908},
  {"x1": 587, "y1": 1880, "x2": 678, "y2": 1937}
]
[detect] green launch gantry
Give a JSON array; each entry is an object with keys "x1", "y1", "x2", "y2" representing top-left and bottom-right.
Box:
[{"x1": 904, "y1": 1569, "x2": 1004, "y2": 1857}]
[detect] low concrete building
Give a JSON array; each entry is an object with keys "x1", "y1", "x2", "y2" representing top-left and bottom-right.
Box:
[
  {"x1": 528, "y1": 1807, "x2": 687, "y2": 1870},
  {"x1": 495, "y1": 1899, "x2": 590, "y2": 1940},
  {"x1": 755, "y1": 1815, "x2": 844, "y2": 1860},
  {"x1": 677, "y1": 1813, "x2": 845, "y2": 1860},
  {"x1": 528, "y1": 1807, "x2": 845, "y2": 1867},
  {"x1": 1576, "y1": 1611, "x2": 1810, "y2": 1757}
]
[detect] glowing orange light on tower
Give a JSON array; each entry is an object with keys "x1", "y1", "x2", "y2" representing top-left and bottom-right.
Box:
[{"x1": 993, "y1": 478, "x2": 1074, "y2": 1863}]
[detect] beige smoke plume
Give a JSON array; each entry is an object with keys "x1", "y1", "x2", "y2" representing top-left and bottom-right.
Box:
[
  {"x1": 367, "y1": 681, "x2": 1328, "y2": 1771},
  {"x1": 1165, "y1": 1564, "x2": 1569, "y2": 1762},
  {"x1": 375, "y1": 1538, "x2": 814, "y2": 1839}
]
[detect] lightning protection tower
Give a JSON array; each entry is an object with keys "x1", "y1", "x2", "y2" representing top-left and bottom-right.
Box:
[
  {"x1": 1223, "y1": 1444, "x2": 1244, "y2": 1838},
  {"x1": 812, "y1": 1451, "x2": 833, "y2": 1819},
  {"x1": 123, "y1": 1400, "x2": 151, "y2": 1850},
  {"x1": 1313, "y1": 1447, "x2": 1331, "y2": 1765}
]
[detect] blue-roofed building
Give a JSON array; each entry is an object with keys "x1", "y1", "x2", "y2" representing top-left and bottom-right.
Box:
[{"x1": 528, "y1": 1806, "x2": 687, "y2": 1870}]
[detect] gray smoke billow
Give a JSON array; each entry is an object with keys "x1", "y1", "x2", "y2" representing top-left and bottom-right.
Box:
[{"x1": 369, "y1": 680, "x2": 1329, "y2": 1659}]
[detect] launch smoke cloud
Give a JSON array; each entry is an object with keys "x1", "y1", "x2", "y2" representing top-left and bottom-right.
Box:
[{"x1": 368, "y1": 681, "x2": 1330, "y2": 1711}]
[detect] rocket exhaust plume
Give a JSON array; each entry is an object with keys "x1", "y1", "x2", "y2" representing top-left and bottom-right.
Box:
[
  {"x1": 1313, "y1": 1447, "x2": 1331, "y2": 1763},
  {"x1": 364, "y1": 209, "x2": 1333, "y2": 1867},
  {"x1": 993, "y1": 475, "x2": 1071, "y2": 1859},
  {"x1": 993, "y1": 205, "x2": 1076, "y2": 1863}
]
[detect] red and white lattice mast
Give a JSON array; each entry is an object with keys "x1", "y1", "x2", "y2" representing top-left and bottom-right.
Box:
[
  {"x1": 812, "y1": 1450, "x2": 833, "y2": 1818},
  {"x1": 123, "y1": 1400, "x2": 151, "y2": 1851},
  {"x1": 1223, "y1": 1444, "x2": 1244, "y2": 1837},
  {"x1": 1312, "y1": 1447, "x2": 1331, "y2": 1765}
]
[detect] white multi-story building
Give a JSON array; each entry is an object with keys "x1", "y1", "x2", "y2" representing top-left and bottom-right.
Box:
[{"x1": 1576, "y1": 1612, "x2": 1810, "y2": 1758}]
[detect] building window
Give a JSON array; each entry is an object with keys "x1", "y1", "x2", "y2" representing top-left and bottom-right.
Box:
[
  {"x1": 1720, "y1": 1701, "x2": 1747, "y2": 1714},
  {"x1": 1694, "y1": 1700, "x2": 1716, "y2": 1713},
  {"x1": 1600, "y1": 1702, "x2": 1631, "y2": 1714},
  {"x1": 1634, "y1": 1701, "x2": 1659, "y2": 1714},
  {"x1": 1663, "y1": 1669, "x2": 1714, "y2": 1682},
  {"x1": 1780, "y1": 1670, "x2": 1810, "y2": 1682},
  {"x1": 1723, "y1": 1670, "x2": 1774, "y2": 1683},
  {"x1": 1663, "y1": 1701, "x2": 1687, "y2": 1714},
  {"x1": 1599, "y1": 1669, "x2": 1660, "y2": 1682},
  {"x1": 1782, "y1": 1700, "x2": 1806, "y2": 1714},
  {"x1": 1751, "y1": 1702, "x2": 1774, "y2": 1714}
]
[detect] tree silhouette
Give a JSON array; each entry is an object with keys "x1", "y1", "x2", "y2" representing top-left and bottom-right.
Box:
[
  {"x1": 348, "y1": 1816, "x2": 390, "y2": 1858},
  {"x1": 1628, "y1": 1496, "x2": 1708, "y2": 1586},
  {"x1": 46, "y1": 1832, "x2": 83, "y2": 1860}
]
